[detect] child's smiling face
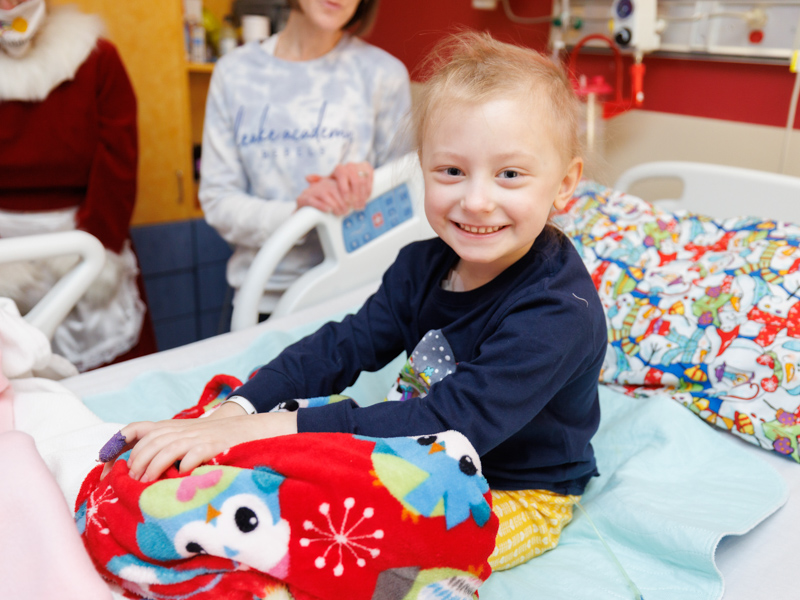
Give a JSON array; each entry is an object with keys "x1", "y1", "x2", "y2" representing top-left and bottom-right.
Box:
[{"x1": 421, "y1": 95, "x2": 582, "y2": 290}]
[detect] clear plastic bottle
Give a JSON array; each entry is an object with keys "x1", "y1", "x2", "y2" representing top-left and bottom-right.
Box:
[
  {"x1": 185, "y1": 0, "x2": 206, "y2": 63},
  {"x1": 218, "y1": 15, "x2": 238, "y2": 57}
]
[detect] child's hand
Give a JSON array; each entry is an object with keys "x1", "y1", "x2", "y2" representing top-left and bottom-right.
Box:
[
  {"x1": 99, "y1": 400, "x2": 245, "y2": 479},
  {"x1": 100, "y1": 409, "x2": 298, "y2": 483}
]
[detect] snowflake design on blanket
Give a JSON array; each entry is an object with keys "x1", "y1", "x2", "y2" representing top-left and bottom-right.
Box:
[
  {"x1": 300, "y1": 497, "x2": 384, "y2": 576},
  {"x1": 77, "y1": 485, "x2": 118, "y2": 536}
]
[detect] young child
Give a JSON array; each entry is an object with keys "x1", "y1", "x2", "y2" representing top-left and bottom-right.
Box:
[{"x1": 111, "y1": 31, "x2": 607, "y2": 571}]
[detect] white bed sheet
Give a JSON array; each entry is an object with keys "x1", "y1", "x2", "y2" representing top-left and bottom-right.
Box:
[{"x1": 61, "y1": 280, "x2": 799, "y2": 600}]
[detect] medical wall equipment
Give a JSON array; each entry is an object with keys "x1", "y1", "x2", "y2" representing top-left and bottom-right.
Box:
[
  {"x1": 545, "y1": 0, "x2": 800, "y2": 61},
  {"x1": 609, "y1": 0, "x2": 662, "y2": 52},
  {"x1": 569, "y1": 34, "x2": 645, "y2": 119},
  {"x1": 539, "y1": 0, "x2": 665, "y2": 57},
  {"x1": 566, "y1": 31, "x2": 648, "y2": 164},
  {"x1": 524, "y1": 0, "x2": 657, "y2": 161},
  {"x1": 539, "y1": 0, "x2": 800, "y2": 175}
]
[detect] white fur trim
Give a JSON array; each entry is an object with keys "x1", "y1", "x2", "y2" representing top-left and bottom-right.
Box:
[{"x1": 0, "y1": 6, "x2": 105, "y2": 101}]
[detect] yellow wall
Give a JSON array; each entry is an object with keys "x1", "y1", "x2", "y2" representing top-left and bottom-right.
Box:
[{"x1": 51, "y1": 0, "x2": 201, "y2": 224}]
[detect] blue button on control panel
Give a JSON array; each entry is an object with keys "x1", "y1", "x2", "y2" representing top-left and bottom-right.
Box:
[
  {"x1": 342, "y1": 182, "x2": 414, "y2": 253},
  {"x1": 616, "y1": 0, "x2": 633, "y2": 18}
]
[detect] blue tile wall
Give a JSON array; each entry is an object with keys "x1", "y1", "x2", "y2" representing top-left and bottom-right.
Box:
[
  {"x1": 194, "y1": 219, "x2": 233, "y2": 264},
  {"x1": 132, "y1": 221, "x2": 194, "y2": 274},
  {"x1": 197, "y1": 262, "x2": 229, "y2": 312},
  {"x1": 199, "y1": 305, "x2": 233, "y2": 340},
  {"x1": 131, "y1": 219, "x2": 233, "y2": 352},
  {"x1": 154, "y1": 315, "x2": 197, "y2": 351},
  {"x1": 145, "y1": 272, "x2": 196, "y2": 321}
]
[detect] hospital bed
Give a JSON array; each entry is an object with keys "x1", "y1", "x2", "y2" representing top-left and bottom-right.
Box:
[
  {"x1": 7, "y1": 159, "x2": 800, "y2": 600},
  {"x1": 611, "y1": 161, "x2": 800, "y2": 600}
]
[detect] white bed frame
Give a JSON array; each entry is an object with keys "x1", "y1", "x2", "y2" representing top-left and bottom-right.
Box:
[
  {"x1": 0, "y1": 230, "x2": 105, "y2": 339},
  {"x1": 230, "y1": 153, "x2": 434, "y2": 331},
  {"x1": 614, "y1": 161, "x2": 800, "y2": 222}
]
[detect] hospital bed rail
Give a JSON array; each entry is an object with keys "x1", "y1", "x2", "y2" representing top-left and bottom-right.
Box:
[
  {"x1": 0, "y1": 230, "x2": 105, "y2": 339},
  {"x1": 614, "y1": 160, "x2": 800, "y2": 222},
  {"x1": 231, "y1": 153, "x2": 433, "y2": 331}
]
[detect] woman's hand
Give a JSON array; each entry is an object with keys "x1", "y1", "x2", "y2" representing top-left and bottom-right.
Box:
[
  {"x1": 299, "y1": 161, "x2": 374, "y2": 215},
  {"x1": 297, "y1": 176, "x2": 350, "y2": 216},
  {"x1": 331, "y1": 162, "x2": 373, "y2": 212},
  {"x1": 100, "y1": 408, "x2": 298, "y2": 483}
]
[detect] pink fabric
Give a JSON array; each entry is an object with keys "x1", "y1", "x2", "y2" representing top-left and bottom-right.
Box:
[
  {"x1": 0, "y1": 287, "x2": 110, "y2": 596},
  {"x1": 0, "y1": 390, "x2": 13, "y2": 434},
  {"x1": 0, "y1": 359, "x2": 11, "y2": 433},
  {"x1": 0, "y1": 430, "x2": 111, "y2": 600}
]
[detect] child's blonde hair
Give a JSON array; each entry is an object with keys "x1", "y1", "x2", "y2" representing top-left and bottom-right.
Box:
[{"x1": 412, "y1": 31, "x2": 583, "y2": 165}]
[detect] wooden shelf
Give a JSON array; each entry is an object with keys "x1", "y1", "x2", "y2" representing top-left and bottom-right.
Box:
[{"x1": 186, "y1": 62, "x2": 215, "y2": 74}]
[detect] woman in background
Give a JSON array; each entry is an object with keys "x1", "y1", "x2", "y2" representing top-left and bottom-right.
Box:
[
  {"x1": 200, "y1": 0, "x2": 412, "y2": 315},
  {"x1": 0, "y1": 0, "x2": 157, "y2": 371}
]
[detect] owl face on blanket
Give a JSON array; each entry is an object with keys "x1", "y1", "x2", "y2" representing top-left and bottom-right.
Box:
[
  {"x1": 370, "y1": 432, "x2": 491, "y2": 530},
  {"x1": 76, "y1": 458, "x2": 290, "y2": 597},
  {"x1": 135, "y1": 465, "x2": 290, "y2": 577}
]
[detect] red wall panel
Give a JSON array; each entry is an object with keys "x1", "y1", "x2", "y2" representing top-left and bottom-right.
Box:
[{"x1": 365, "y1": 0, "x2": 800, "y2": 129}]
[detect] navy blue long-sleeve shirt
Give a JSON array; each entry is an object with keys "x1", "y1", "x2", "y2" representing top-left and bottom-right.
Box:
[{"x1": 234, "y1": 227, "x2": 607, "y2": 493}]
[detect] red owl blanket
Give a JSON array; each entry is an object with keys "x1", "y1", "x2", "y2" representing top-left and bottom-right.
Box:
[{"x1": 76, "y1": 375, "x2": 498, "y2": 600}]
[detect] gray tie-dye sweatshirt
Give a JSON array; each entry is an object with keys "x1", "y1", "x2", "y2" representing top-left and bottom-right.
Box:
[{"x1": 199, "y1": 33, "x2": 411, "y2": 311}]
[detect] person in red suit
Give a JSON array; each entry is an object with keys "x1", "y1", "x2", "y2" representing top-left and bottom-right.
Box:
[{"x1": 0, "y1": 0, "x2": 157, "y2": 371}]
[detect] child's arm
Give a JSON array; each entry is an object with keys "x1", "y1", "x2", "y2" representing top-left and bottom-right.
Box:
[
  {"x1": 231, "y1": 266, "x2": 410, "y2": 413},
  {"x1": 295, "y1": 289, "x2": 606, "y2": 457},
  {"x1": 104, "y1": 249, "x2": 415, "y2": 482}
]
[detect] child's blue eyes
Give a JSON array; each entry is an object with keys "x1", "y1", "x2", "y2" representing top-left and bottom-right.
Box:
[{"x1": 441, "y1": 168, "x2": 520, "y2": 178}]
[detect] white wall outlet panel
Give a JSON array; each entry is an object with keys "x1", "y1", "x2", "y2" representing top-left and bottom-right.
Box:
[{"x1": 552, "y1": 0, "x2": 800, "y2": 60}]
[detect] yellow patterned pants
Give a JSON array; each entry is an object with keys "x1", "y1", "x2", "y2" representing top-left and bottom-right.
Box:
[{"x1": 488, "y1": 489, "x2": 580, "y2": 571}]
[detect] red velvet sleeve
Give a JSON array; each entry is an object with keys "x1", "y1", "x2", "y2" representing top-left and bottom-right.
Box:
[{"x1": 74, "y1": 39, "x2": 138, "y2": 253}]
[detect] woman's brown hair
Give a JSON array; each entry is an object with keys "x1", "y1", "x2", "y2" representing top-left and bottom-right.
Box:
[{"x1": 286, "y1": 0, "x2": 381, "y2": 36}]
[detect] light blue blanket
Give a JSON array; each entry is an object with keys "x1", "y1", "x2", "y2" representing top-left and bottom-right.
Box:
[
  {"x1": 83, "y1": 318, "x2": 788, "y2": 600},
  {"x1": 481, "y1": 386, "x2": 787, "y2": 600}
]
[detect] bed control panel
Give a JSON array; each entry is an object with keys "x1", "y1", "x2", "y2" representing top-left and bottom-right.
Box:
[{"x1": 342, "y1": 182, "x2": 414, "y2": 253}]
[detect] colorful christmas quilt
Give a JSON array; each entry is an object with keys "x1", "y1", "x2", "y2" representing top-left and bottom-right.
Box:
[
  {"x1": 76, "y1": 375, "x2": 498, "y2": 600},
  {"x1": 552, "y1": 180, "x2": 800, "y2": 462}
]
